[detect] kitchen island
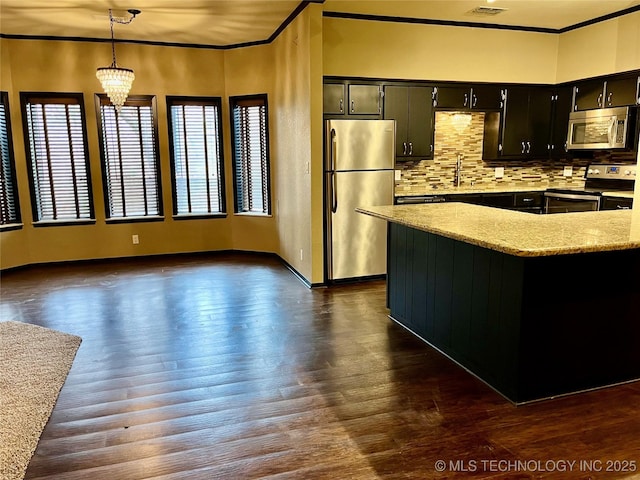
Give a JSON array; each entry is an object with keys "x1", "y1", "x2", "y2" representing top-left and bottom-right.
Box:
[{"x1": 357, "y1": 203, "x2": 640, "y2": 404}]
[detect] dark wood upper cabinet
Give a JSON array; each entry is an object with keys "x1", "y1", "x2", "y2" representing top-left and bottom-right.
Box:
[
  {"x1": 470, "y1": 85, "x2": 503, "y2": 110},
  {"x1": 549, "y1": 86, "x2": 573, "y2": 159},
  {"x1": 500, "y1": 87, "x2": 530, "y2": 157},
  {"x1": 348, "y1": 84, "x2": 381, "y2": 115},
  {"x1": 323, "y1": 83, "x2": 345, "y2": 115},
  {"x1": 572, "y1": 74, "x2": 638, "y2": 110},
  {"x1": 604, "y1": 75, "x2": 638, "y2": 107},
  {"x1": 433, "y1": 85, "x2": 502, "y2": 110},
  {"x1": 384, "y1": 85, "x2": 434, "y2": 159},
  {"x1": 572, "y1": 79, "x2": 605, "y2": 111},
  {"x1": 433, "y1": 86, "x2": 471, "y2": 109},
  {"x1": 499, "y1": 86, "x2": 552, "y2": 159}
]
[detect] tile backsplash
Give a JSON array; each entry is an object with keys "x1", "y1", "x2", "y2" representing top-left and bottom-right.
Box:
[{"x1": 394, "y1": 111, "x2": 637, "y2": 195}]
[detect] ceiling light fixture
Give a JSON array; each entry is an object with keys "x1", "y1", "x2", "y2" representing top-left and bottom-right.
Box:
[{"x1": 96, "y1": 9, "x2": 141, "y2": 112}]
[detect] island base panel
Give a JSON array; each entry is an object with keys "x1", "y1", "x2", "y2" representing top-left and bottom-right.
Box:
[{"x1": 388, "y1": 223, "x2": 640, "y2": 403}]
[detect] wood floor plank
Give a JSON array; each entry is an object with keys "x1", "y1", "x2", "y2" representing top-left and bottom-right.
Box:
[{"x1": 1, "y1": 253, "x2": 638, "y2": 479}]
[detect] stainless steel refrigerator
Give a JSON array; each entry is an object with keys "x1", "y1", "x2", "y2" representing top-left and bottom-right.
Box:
[{"x1": 325, "y1": 119, "x2": 396, "y2": 281}]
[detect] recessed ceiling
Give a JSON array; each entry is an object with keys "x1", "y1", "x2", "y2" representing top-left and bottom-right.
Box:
[{"x1": 1, "y1": 0, "x2": 639, "y2": 47}]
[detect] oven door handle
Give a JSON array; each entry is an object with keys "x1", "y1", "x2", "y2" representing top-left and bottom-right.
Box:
[{"x1": 544, "y1": 192, "x2": 601, "y2": 202}]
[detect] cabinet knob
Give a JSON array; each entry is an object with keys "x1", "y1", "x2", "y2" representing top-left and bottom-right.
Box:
[
  {"x1": 463, "y1": 93, "x2": 468, "y2": 107},
  {"x1": 597, "y1": 93, "x2": 603, "y2": 107},
  {"x1": 408, "y1": 142, "x2": 413, "y2": 155},
  {"x1": 351, "y1": 100, "x2": 355, "y2": 113},
  {"x1": 607, "y1": 92, "x2": 613, "y2": 106},
  {"x1": 339, "y1": 99, "x2": 343, "y2": 113}
]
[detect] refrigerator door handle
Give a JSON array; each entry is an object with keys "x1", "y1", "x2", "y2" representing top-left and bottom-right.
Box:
[
  {"x1": 329, "y1": 128, "x2": 337, "y2": 172},
  {"x1": 331, "y1": 172, "x2": 338, "y2": 213}
]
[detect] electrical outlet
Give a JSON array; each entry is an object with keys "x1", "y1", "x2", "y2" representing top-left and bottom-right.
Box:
[
  {"x1": 495, "y1": 167, "x2": 504, "y2": 179},
  {"x1": 132, "y1": 234, "x2": 139, "y2": 245},
  {"x1": 563, "y1": 166, "x2": 573, "y2": 177},
  {"x1": 394, "y1": 170, "x2": 402, "y2": 181}
]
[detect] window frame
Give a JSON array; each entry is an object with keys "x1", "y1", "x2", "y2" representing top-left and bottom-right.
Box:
[
  {"x1": 229, "y1": 94, "x2": 272, "y2": 216},
  {"x1": 0, "y1": 91, "x2": 21, "y2": 231},
  {"x1": 20, "y1": 91, "x2": 95, "y2": 227},
  {"x1": 166, "y1": 96, "x2": 227, "y2": 219},
  {"x1": 95, "y1": 94, "x2": 163, "y2": 224}
]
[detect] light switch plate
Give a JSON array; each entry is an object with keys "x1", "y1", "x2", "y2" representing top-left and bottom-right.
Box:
[
  {"x1": 495, "y1": 167, "x2": 504, "y2": 179},
  {"x1": 394, "y1": 170, "x2": 402, "y2": 181},
  {"x1": 564, "y1": 166, "x2": 573, "y2": 177}
]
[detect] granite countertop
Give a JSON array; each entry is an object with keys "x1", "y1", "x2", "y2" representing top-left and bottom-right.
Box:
[{"x1": 357, "y1": 203, "x2": 640, "y2": 257}]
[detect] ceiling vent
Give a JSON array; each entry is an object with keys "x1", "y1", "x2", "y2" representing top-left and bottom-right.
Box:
[{"x1": 466, "y1": 6, "x2": 508, "y2": 16}]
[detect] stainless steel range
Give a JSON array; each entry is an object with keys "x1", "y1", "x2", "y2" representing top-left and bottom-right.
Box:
[{"x1": 544, "y1": 163, "x2": 636, "y2": 214}]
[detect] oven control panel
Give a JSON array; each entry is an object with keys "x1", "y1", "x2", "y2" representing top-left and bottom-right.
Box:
[{"x1": 586, "y1": 164, "x2": 636, "y2": 180}]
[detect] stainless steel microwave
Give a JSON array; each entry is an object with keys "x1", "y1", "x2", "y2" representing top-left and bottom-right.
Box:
[{"x1": 567, "y1": 106, "x2": 636, "y2": 150}]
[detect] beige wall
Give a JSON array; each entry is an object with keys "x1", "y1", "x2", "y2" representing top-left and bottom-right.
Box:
[
  {"x1": 556, "y1": 11, "x2": 640, "y2": 83},
  {"x1": 323, "y1": 12, "x2": 640, "y2": 84},
  {"x1": 270, "y1": 4, "x2": 325, "y2": 284},
  {"x1": 272, "y1": 9, "x2": 314, "y2": 281},
  {"x1": 309, "y1": 5, "x2": 325, "y2": 285},
  {"x1": 322, "y1": 17, "x2": 560, "y2": 83}
]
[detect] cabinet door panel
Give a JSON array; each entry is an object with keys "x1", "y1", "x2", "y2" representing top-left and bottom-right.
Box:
[
  {"x1": 348, "y1": 85, "x2": 381, "y2": 114},
  {"x1": 323, "y1": 84, "x2": 345, "y2": 115},
  {"x1": 573, "y1": 80, "x2": 605, "y2": 111},
  {"x1": 471, "y1": 85, "x2": 503, "y2": 110},
  {"x1": 528, "y1": 88, "x2": 553, "y2": 158},
  {"x1": 407, "y1": 86, "x2": 434, "y2": 158},
  {"x1": 550, "y1": 86, "x2": 572, "y2": 159},
  {"x1": 434, "y1": 86, "x2": 471, "y2": 109},
  {"x1": 383, "y1": 86, "x2": 410, "y2": 157},
  {"x1": 605, "y1": 76, "x2": 638, "y2": 107},
  {"x1": 501, "y1": 87, "x2": 530, "y2": 157}
]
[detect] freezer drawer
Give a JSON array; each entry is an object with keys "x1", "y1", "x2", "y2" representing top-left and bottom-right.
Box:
[{"x1": 327, "y1": 170, "x2": 394, "y2": 280}]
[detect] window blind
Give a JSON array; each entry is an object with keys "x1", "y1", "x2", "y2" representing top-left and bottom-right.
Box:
[
  {"x1": 98, "y1": 96, "x2": 161, "y2": 219},
  {"x1": 0, "y1": 92, "x2": 20, "y2": 226},
  {"x1": 167, "y1": 97, "x2": 225, "y2": 215},
  {"x1": 22, "y1": 93, "x2": 93, "y2": 222},
  {"x1": 231, "y1": 96, "x2": 270, "y2": 215}
]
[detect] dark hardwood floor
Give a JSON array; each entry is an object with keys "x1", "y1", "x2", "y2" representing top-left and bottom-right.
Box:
[{"x1": 1, "y1": 252, "x2": 639, "y2": 479}]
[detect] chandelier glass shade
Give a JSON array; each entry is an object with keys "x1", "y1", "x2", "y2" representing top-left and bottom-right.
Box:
[
  {"x1": 96, "y1": 66, "x2": 135, "y2": 112},
  {"x1": 96, "y1": 9, "x2": 139, "y2": 112}
]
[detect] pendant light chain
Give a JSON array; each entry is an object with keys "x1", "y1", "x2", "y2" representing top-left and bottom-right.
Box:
[
  {"x1": 96, "y1": 8, "x2": 140, "y2": 112},
  {"x1": 109, "y1": 10, "x2": 117, "y2": 67}
]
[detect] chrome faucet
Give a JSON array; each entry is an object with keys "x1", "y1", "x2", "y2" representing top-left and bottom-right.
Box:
[{"x1": 455, "y1": 154, "x2": 463, "y2": 187}]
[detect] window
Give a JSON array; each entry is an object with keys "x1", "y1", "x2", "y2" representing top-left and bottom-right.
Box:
[
  {"x1": 96, "y1": 95, "x2": 162, "y2": 221},
  {"x1": 0, "y1": 92, "x2": 20, "y2": 227},
  {"x1": 167, "y1": 96, "x2": 225, "y2": 217},
  {"x1": 230, "y1": 95, "x2": 271, "y2": 215},
  {"x1": 21, "y1": 93, "x2": 94, "y2": 224}
]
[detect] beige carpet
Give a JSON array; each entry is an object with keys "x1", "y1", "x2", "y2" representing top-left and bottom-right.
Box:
[{"x1": 0, "y1": 321, "x2": 81, "y2": 480}]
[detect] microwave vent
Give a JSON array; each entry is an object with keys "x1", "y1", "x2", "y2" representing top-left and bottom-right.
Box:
[{"x1": 466, "y1": 6, "x2": 508, "y2": 16}]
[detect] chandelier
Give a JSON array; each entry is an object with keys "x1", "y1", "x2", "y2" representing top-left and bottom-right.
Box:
[{"x1": 96, "y1": 9, "x2": 140, "y2": 112}]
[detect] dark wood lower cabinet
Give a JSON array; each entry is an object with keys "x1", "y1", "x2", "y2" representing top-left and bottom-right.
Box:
[{"x1": 388, "y1": 223, "x2": 640, "y2": 404}]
